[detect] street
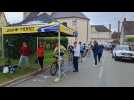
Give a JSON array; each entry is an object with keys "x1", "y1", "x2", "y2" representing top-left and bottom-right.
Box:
[{"x1": 7, "y1": 50, "x2": 134, "y2": 87}]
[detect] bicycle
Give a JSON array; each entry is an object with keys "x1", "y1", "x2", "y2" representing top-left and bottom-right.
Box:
[{"x1": 50, "y1": 55, "x2": 64, "y2": 76}]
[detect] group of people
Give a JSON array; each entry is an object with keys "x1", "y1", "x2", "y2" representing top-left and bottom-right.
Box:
[
  {"x1": 67, "y1": 40, "x2": 104, "y2": 72},
  {"x1": 91, "y1": 41, "x2": 104, "y2": 66},
  {"x1": 67, "y1": 41, "x2": 89, "y2": 72},
  {"x1": 18, "y1": 40, "x2": 104, "y2": 74},
  {"x1": 18, "y1": 41, "x2": 45, "y2": 71}
]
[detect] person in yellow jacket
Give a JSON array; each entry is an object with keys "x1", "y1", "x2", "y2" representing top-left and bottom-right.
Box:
[{"x1": 53, "y1": 43, "x2": 66, "y2": 58}]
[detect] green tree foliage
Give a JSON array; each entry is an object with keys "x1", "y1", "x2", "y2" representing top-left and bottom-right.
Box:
[
  {"x1": 43, "y1": 37, "x2": 68, "y2": 50},
  {"x1": 4, "y1": 36, "x2": 37, "y2": 59},
  {"x1": 3, "y1": 36, "x2": 68, "y2": 59}
]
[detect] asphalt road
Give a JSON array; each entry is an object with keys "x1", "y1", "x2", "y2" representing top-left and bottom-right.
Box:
[{"x1": 7, "y1": 50, "x2": 134, "y2": 87}]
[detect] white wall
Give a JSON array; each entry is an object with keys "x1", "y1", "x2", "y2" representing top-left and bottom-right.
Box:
[
  {"x1": 57, "y1": 18, "x2": 89, "y2": 43},
  {"x1": 88, "y1": 32, "x2": 112, "y2": 43}
]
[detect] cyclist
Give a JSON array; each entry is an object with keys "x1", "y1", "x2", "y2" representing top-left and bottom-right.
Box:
[
  {"x1": 53, "y1": 42, "x2": 67, "y2": 61},
  {"x1": 53, "y1": 43, "x2": 67, "y2": 73}
]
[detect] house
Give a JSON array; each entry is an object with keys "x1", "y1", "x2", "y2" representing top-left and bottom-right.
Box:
[
  {"x1": 89, "y1": 25, "x2": 112, "y2": 43},
  {"x1": 0, "y1": 12, "x2": 8, "y2": 34},
  {"x1": 23, "y1": 12, "x2": 90, "y2": 44},
  {"x1": 0, "y1": 12, "x2": 8, "y2": 37},
  {"x1": 121, "y1": 18, "x2": 134, "y2": 42},
  {"x1": 0, "y1": 12, "x2": 8, "y2": 58},
  {"x1": 51, "y1": 12, "x2": 90, "y2": 44}
]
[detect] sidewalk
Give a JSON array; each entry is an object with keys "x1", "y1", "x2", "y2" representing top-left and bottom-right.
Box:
[{"x1": 7, "y1": 53, "x2": 104, "y2": 87}]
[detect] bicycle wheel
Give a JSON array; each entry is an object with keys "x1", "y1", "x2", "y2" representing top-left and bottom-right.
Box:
[{"x1": 50, "y1": 63, "x2": 58, "y2": 76}]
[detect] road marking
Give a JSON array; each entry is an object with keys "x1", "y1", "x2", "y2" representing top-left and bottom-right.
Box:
[{"x1": 99, "y1": 65, "x2": 104, "y2": 79}]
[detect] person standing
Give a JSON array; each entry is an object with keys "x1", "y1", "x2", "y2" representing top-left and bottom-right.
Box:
[
  {"x1": 98, "y1": 43, "x2": 104, "y2": 63},
  {"x1": 73, "y1": 41, "x2": 80, "y2": 72},
  {"x1": 91, "y1": 41, "x2": 99, "y2": 65},
  {"x1": 18, "y1": 42, "x2": 31, "y2": 67},
  {"x1": 37, "y1": 42, "x2": 45, "y2": 71},
  {"x1": 67, "y1": 44, "x2": 74, "y2": 64}
]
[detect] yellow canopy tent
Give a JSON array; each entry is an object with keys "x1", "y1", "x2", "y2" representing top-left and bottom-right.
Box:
[
  {"x1": 2, "y1": 22, "x2": 76, "y2": 82},
  {"x1": 2, "y1": 22, "x2": 75, "y2": 37}
]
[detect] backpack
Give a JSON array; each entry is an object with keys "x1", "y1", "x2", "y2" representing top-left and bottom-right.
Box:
[
  {"x1": 2, "y1": 65, "x2": 18, "y2": 74},
  {"x1": 9, "y1": 65, "x2": 18, "y2": 73},
  {"x1": 80, "y1": 45, "x2": 84, "y2": 52},
  {"x1": 0, "y1": 66, "x2": 4, "y2": 72}
]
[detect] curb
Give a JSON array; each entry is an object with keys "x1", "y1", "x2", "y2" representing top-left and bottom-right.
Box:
[
  {"x1": 0, "y1": 66, "x2": 50, "y2": 87},
  {"x1": 0, "y1": 70, "x2": 39, "y2": 87}
]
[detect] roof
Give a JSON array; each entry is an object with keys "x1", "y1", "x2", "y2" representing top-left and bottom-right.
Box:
[
  {"x1": 10, "y1": 12, "x2": 56, "y2": 26},
  {"x1": 123, "y1": 21, "x2": 134, "y2": 35},
  {"x1": 22, "y1": 12, "x2": 39, "y2": 23},
  {"x1": 51, "y1": 12, "x2": 89, "y2": 20},
  {"x1": 91, "y1": 25, "x2": 111, "y2": 32}
]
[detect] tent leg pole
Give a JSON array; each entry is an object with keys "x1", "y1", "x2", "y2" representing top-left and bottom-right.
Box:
[
  {"x1": 1, "y1": 33, "x2": 4, "y2": 59},
  {"x1": 37, "y1": 36, "x2": 39, "y2": 49},
  {"x1": 54, "y1": 30, "x2": 61, "y2": 82}
]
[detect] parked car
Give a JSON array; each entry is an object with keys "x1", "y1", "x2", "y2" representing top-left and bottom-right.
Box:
[
  {"x1": 112, "y1": 45, "x2": 134, "y2": 61},
  {"x1": 104, "y1": 43, "x2": 112, "y2": 50}
]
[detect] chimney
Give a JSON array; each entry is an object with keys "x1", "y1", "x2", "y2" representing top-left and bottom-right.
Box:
[
  {"x1": 118, "y1": 21, "x2": 120, "y2": 32},
  {"x1": 124, "y1": 17, "x2": 127, "y2": 22},
  {"x1": 109, "y1": 24, "x2": 111, "y2": 31}
]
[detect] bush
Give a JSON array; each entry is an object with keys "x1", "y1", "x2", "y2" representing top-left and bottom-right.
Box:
[
  {"x1": 127, "y1": 37, "x2": 134, "y2": 42},
  {"x1": 43, "y1": 37, "x2": 68, "y2": 50}
]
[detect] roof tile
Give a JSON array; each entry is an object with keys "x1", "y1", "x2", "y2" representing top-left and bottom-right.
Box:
[{"x1": 91, "y1": 25, "x2": 111, "y2": 32}]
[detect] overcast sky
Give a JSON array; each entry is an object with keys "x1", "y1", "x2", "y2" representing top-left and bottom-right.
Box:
[{"x1": 4, "y1": 12, "x2": 134, "y2": 31}]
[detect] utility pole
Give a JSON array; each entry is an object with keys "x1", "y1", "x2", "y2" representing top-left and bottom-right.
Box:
[
  {"x1": 109, "y1": 24, "x2": 111, "y2": 42},
  {"x1": 118, "y1": 21, "x2": 120, "y2": 32},
  {"x1": 120, "y1": 22, "x2": 124, "y2": 44}
]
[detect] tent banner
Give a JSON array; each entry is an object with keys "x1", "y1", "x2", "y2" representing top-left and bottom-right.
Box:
[
  {"x1": 2, "y1": 25, "x2": 41, "y2": 34},
  {"x1": 60, "y1": 25, "x2": 74, "y2": 35},
  {"x1": 2, "y1": 22, "x2": 75, "y2": 36}
]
